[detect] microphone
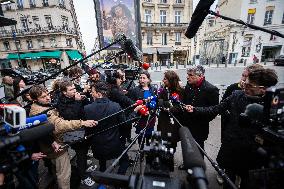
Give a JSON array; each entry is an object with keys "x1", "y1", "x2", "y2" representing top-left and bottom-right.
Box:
[
  {"x1": 0, "y1": 123, "x2": 54, "y2": 149},
  {"x1": 179, "y1": 127, "x2": 208, "y2": 189},
  {"x1": 18, "y1": 123, "x2": 54, "y2": 143},
  {"x1": 185, "y1": 0, "x2": 215, "y2": 39},
  {"x1": 240, "y1": 103, "x2": 264, "y2": 122},
  {"x1": 4, "y1": 114, "x2": 48, "y2": 133},
  {"x1": 115, "y1": 33, "x2": 143, "y2": 62}
]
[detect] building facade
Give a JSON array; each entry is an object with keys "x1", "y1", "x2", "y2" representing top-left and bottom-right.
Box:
[
  {"x1": 197, "y1": 0, "x2": 284, "y2": 65},
  {"x1": 0, "y1": 0, "x2": 85, "y2": 70},
  {"x1": 238, "y1": 0, "x2": 284, "y2": 63},
  {"x1": 140, "y1": 0, "x2": 192, "y2": 66}
]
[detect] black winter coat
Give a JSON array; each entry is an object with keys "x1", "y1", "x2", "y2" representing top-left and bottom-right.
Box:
[
  {"x1": 56, "y1": 93, "x2": 86, "y2": 120},
  {"x1": 128, "y1": 84, "x2": 157, "y2": 101},
  {"x1": 109, "y1": 85, "x2": 134, "y2": 109},
  {"x1": 157, "y1": 87, "x2": 185, "y2": 147},
  {"x1": 194, "y1": 90, "x2": 262, "y2": 171},
  {"x1": 84, "y1": 97, "x2": 126, "y2": 160},
  {"x1": 182, "y1": 80, "x2": 219, "y2": 141}
]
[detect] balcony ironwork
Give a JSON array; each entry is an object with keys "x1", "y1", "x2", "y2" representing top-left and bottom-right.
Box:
[
  {"x1": 59, "y1": 3, "x2": 66, "y2": 8},
  {"x1": 142, "y1": 0, "x2": 154, "y2": 7},
  {"x1": 141, "y1": 22, "x2": 188, "y2": 29},
  {"x1": 173, "y1": 2, "x2": 185, "y2": 8},
  {"x1": 0, "y1": 26, "x2": 78, "y2": 38}
]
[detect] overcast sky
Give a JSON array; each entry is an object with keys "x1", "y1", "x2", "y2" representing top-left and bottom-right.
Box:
[{"x1": 73, "y1": 0, "x2": 218, "y2": 54}]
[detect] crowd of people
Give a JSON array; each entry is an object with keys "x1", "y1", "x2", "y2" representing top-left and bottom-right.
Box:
[{"x1": 0, "y1": 63, "x2": 279, "y2": 189}]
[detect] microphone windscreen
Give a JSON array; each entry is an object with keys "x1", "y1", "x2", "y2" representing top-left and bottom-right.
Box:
[
  {"x1": 26, "y1": 114, "x2": 48, "y2": 127},
  {"x1": 179, "y1": 127, "x2": 206, "y2": 170},
  {"x1": 19, "y1": 123, "x2": 54, "y2": 143},
  {"x1": 185, "y1": 0, "x2": 215, "y2": 39},
  {"x1": 123, "y1": 38, "x2": 143, "y2": 62}
]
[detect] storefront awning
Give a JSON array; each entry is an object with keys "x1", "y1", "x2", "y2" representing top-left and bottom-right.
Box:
[
  {"x1": 143, "y1": 48, "x2": 156, "y2": 54},
  {"x1": 7, "y1": 53, "x2": 20, "y2": 60},
  {"x1": 66, "y1": 50, "x2": 83, "y2": 60},
  {"x1": 7, "y1": 51, "x2": 62, "y2": 60},
  {"x1": 157, "y1": 47, "x2": 174, "y2": 54},
  {"x1": 38, "y1": 51, "x2": 62, "y2": 58}
]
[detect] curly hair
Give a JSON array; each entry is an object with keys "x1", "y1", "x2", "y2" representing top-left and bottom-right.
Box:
[{"x1": 110, "y1": 3, "x2": 133, "y2": 18}]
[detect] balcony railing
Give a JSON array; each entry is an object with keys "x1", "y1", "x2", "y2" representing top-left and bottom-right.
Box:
[
  {"x1": 141, "y1": 22, "x2": 188, "y2": 29},
  {"x1": 0, "y1": 26, "x2": 78, "y2": 38},
  {"x1": 173, "y1": 1, "x2": 185, "y2": 8}
]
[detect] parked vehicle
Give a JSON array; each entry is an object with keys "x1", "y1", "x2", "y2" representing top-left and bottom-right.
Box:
[{"x1": 274, "y1": 55, "x2": 284, "y2": 66}]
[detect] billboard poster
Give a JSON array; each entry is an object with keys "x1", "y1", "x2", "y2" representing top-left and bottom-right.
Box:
[{"x1": 94, "y1": 0, "x2": 138, "y2": 49}]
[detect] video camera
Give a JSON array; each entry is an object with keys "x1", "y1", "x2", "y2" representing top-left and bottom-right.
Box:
[
  {"x1": 241, "y1": 85, "x2": 284, "y2": 188},
  {"x1": 91, "y1": 129, "x2": 205, "y2": 189},
  {"x1": 0, "y1": 105, "x2": 54, "y2": 174}
]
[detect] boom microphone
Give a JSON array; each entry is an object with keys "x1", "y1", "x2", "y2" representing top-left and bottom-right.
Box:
[
  {"x1": 179, "y1": 127, "x2": 205, "y2": 169},
  {"x1": 185, "y1": 0, "x2": 215, "y2": 39},
  {"x1": 115, "y1": 33, "x2": 143, "y2": 62},
  {"x1": 18, "y1": 123, "x2": 54, "y2": 143},
  {"x1": 0, "y1": 123, "x2": 54, "y2": 149},
  {"x1": 179, "y1": 127, "x2": 208, "y2": 189}
]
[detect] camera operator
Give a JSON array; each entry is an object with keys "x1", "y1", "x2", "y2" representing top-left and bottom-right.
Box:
[
  {"x1": 128, "y1": 71, "x2": 157, "y2": 145},
  {"x1": 55, "y1": 80, "x2": 94, "y2": 187},
  {"x1": 182, "y1": 65, "x2": 219, "y2": 151},
  {"x1": 87, "y1": 68, "x2": 102, "y2": 85},
  {"x1": 84, "y1": 81, "x2": 142, "y2": 174},
  {"x1": 29, "y1": 85, "x2": 97, "y2": 189},
  {"x1": 157, "y1": 70, "x2": 184, "y2": 150},
  {"x1": 184, "y1": 68, "x2": 278, "y2": 189},
  {"x1": 117, "y1": 68, "x2": 136, "y2": 93},
  {"x1": 217, "y1": 64, "x2": 264, "y2": 183}
]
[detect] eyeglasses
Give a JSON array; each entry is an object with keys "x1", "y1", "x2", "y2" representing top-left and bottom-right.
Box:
[{"x1": 240, "y1": 80, "x2": 265, "y2": 89}]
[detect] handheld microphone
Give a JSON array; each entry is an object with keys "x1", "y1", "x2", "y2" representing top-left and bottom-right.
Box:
[
  {"x1": 0, "y1": 123, "x2": 54, "y2": 149},
  {"x1": 179, "y1": 127, "x2": 208, "y2": 189},
  {"x1": 185, "y1": 0, "x2": 216, "y2": 39},
  {"x1": 115, "y1": 33, "x2": 143, "y2": 62}
]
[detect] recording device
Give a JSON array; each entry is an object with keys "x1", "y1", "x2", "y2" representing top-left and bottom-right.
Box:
[
  {"x1": 4, "y1": 113, "x2": 48, "y2": 133},
  {"x1": 185, "y1": 0, "x2": 215, "y2": 39},
  {"x1": 4, "y1": 105, "x2": 26, "y2": 128},
  {"x1": 91, "y1": 130, "x2": 199, "y2": 189},
  {"x1": 0, "y1": 105, "x2": 54, "y2": 174},
  {"x1": 179, "y1": 127, "x2": 208, "y2": 188},
  {"x1": 240, "y1": 86, "x2": 284, "y2": 188}
]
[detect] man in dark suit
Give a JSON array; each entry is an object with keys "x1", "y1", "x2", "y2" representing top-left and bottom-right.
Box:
[
  {"x1": 84, "y1": 81, "x2": 141, "y2": 174},
  {"x1": 182, "y1": 65, "x2": 219, "y2": 150}
]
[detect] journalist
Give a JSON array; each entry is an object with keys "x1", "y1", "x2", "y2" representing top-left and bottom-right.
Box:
[
  {"x1": 55, "y1": 80, "x2": 95, "y2": 187},
  {"x1": 29, "y1": 85, "x2": 97, "y2": 189},
  {"x1": 84, "y1": 81, "x2": 142, "y2": 174},
  {"x1": 184, "y1": 68, "x2": 278, "y2": 189}
]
